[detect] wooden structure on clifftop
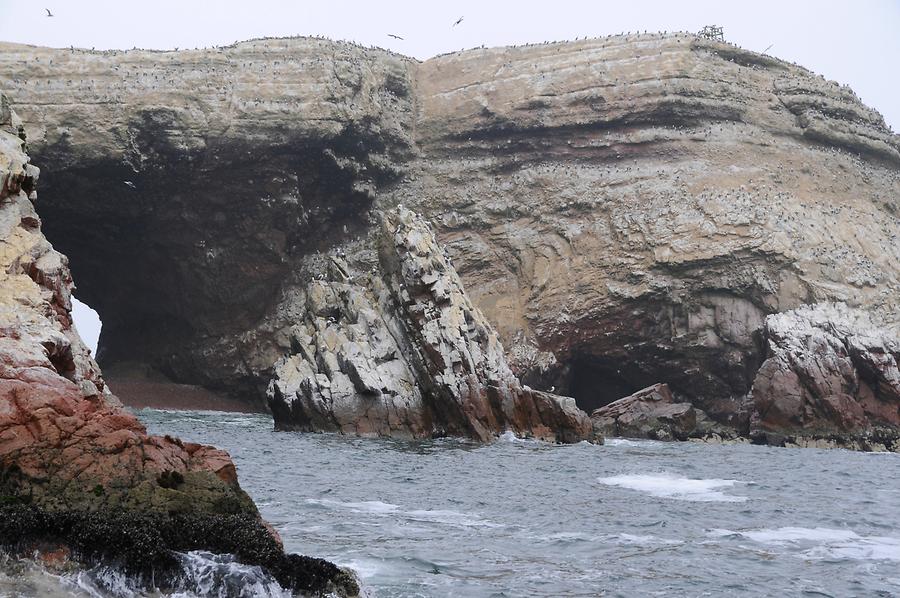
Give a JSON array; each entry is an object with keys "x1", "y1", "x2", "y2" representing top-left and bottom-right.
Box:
[{"x1": 697, "y1": 25, "x2": 724, "y2": 42}]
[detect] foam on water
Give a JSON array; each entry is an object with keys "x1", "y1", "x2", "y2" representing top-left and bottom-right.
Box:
[
  {"x1": 111, "y1": 408, "x2": 900, "y2": 597},
  {"x1": 306, "y1": 498, "x2": 502, "y2": 528},
  {"x1": 712, "y1": 527, "x2": 900, "y2": 562},
  {"x1": 497, "y1": 430, "x2": 525, "y2": 443},
  {"x1": 0, "y1": 550, "x2": 294, "y2": 598},
  {"x1": 598, "y1": 473, "x2": 749, "y2": 502}
]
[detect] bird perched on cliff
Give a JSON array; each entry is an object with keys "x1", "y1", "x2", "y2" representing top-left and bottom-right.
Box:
[
  {"x1": 388, "y1": 34, "x2": 404, "y2": 40},
  {"x1": 45, "y1": 8, "x2": 54, "y2": 16},
  {"x1": 452, "y1": 16, "x2": 464, "y2": 27}
]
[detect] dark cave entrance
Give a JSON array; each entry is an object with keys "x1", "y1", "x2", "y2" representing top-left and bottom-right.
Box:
[{"x1": 566, "y1": 355, "x2": 661, "y2": 414}]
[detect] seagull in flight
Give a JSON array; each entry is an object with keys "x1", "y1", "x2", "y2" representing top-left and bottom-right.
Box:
[
  {"x1": 387, "y1": 34, "x2": 404, "y2": 40},
  {"x1": 45, "y1": 8, "x2": 54, "y2": 17},
  {"x1": 452, "y1": 16, "x2": 463, "y2": 27}
]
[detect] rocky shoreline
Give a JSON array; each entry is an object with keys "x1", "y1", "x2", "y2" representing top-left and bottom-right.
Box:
[{"x1": 0, "y1": 27, "x2": 899, "y2": 595}]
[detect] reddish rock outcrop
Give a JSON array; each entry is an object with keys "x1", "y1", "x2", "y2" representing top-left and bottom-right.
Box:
[
  {"x1": 749, "y1": 304, "x2": 900, "y2": 450},
  {"x1": 1, "y1": 97, "x2": 248, "y2": 513},
  {"x1": 268, "y1": 208, "x2": 593, "y2": 442}
]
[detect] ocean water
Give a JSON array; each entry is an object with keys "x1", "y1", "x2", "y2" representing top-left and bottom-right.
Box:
[{"x1": 3, "y1": 409, "x2": 900, "y2": 597}]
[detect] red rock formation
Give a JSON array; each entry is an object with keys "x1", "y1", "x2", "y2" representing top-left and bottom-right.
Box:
[{"x1": 749, "y1": 304, "x2": 900, "y2": 450}]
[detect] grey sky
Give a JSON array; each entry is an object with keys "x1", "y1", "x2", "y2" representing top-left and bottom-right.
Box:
[{"x1": 2, "y1": 0, "x2": 898, "y2": 352}]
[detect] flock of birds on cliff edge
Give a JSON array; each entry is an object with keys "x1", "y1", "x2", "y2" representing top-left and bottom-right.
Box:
[{"x1": 37, "y1": 6, "x2": 779, "y2": 65}]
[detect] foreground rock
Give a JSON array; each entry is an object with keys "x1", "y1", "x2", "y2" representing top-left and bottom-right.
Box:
[
  {"x1": 0, "y1": 97, "x2": 358, "y2": 596},
  {"x1": 268, "y1": 208, "x2": 592, "y2": 442},
  {"x1": 590, "y1": 383, "x2": 728, "y2": 441},
  {"x1": 749, "y1": 304, "x2": 900, "y2": 450}
]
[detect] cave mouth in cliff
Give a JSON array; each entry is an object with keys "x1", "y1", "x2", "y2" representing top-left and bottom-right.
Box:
[{"x1": 567, "y1": 355, "x2": 660, "y2": 414}]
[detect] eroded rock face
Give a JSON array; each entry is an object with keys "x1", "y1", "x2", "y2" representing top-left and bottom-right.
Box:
[
  {"x1": 400, "y1": 34, "x2": 900, "y2": 417},
  {"x1": 268, "y1": 207, "x2": 592, "y2": 442},
  {"x1": 749, "y1": 304, "x2": 900, "y2": 450},
  {"x1": 1, "y1": 34, "x2": 898, "y2": 441},
  {"x1": 0, "y1": 96, "x2": 358, "y2": 596}
]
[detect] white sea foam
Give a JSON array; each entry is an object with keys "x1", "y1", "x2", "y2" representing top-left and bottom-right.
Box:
[
  {"x1": 305, "y1": 498, "x2": 501, "y2": 528},
  {"x1": 603, "y1": 438, "x2": 645, "y2": 447},
  {"x1": 306, "y1": 498, "x2": 400, "y2": 514},
  {"x1": 598, "y1": 473, "x2": 749, "y2": 502},
  {"x1": 615, "y1": 533, "x2": 682, "y2": 546},
  {"x1": 405, "y1": 508, "x2": 504, "y2": 528},
  {"x1": 339, "y1": 558, "x2": 384, "y2": 580},
  {"x1": 742, "y1": 527, "x2": 859, "y2": 544},
  {"x1": 710, "y1": 527, "x2": 900, "y2": 562}
]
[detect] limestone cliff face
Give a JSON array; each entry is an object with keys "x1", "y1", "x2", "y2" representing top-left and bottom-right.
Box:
[
  {"x1": 400, "y1": 34, "x2": 900, "y2": 421},
  {"x1": 268, "y1": 207, "x2": 591, "y2": 441},
  {"x1": 1, "y1": 33, "x2": 898, "y2": 443}
]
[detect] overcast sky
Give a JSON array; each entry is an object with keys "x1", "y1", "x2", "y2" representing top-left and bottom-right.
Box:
[{"x1": 2, "y1": 0, "x2": 898, "y2": 352}]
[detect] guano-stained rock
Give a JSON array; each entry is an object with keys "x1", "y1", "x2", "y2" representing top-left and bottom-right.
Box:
[{"x1": 268, "y1": 207, "x2": 593, "y2": 442}]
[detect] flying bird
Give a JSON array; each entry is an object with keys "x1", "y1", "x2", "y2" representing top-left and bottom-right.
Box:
[
  {"x1": 45, "y1": 8, "x2": 54, "y2": 16},
  {"x1": 452, "y1": 16, "x2": 463, "y2": 27},
  {"x1": 387, "y1": 34, "x2": 404, "y2": 40}
]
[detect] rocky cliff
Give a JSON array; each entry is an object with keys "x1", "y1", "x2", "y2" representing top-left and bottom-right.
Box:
[
  {"x1": 1, "y1": 32, "x2": 898, "y2": 446},
  {"x1": 0, "y1": 95, "x2": 358, "y2": 595},
  {"x1": 268, "y1": 207, "x2": 590, "y2": 441}
]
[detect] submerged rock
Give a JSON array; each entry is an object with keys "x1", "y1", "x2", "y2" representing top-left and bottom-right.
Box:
[
  {"x1": 268, "y1": 208, "x2": 593, "y2": 442},
  {"x1": 749, "y1": 303, "x2": 900, "y2": 450},
  {"x1": 0, "y1": 95, "x2": 358, "y2": 596}
]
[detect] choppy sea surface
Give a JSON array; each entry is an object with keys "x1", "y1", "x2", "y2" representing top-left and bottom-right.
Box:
[{"x1": 3, "y1": 408, "x2": 900, "y2": 597}]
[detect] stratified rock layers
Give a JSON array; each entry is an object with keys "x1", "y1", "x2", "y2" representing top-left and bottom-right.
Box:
[
  {"x1": 1, "y1": 33, "x2": 898, "y2": 444},
  {"x1": 0, "y1": 97, "x2": 358, "y2": 596},
  {"x1": 268, "y1": 208, "x2": 591, "y2": 442}
]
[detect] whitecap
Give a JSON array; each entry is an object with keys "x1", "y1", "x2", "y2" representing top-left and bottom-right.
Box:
[
  {"x1": 805, "y1": 537, "x2": 900, "y2": 561},
  {"x1": 497, "y1": 430, "x2": 525, "y2": 443},
  {"x1": 598, "y1": 473, "x2": 749, "y2": 502},
  {"x1": 404, "y1": 509, "x2": 504, "y2": 528},
  {"x1": 713, "y1": 527, "x2": 900, "y2": 562},
  {"x1": 339, "y1": 558, "x2": 384, "y2": 580},
  {"x1": 304, "y1": 498, "x2": 500, "y2": 528},
  {"x1": 741, "y1": 527, "x2": 859, "y2": 544},
  {"x1": 305, "y1": 498, "x2": 401, "y2": 515},
  {"x1": 603, "y1": 438, "x2": 644, "y2": 447},
  {"x1": 615, "y1": 533, "x2": 682, "y2": 546}
]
